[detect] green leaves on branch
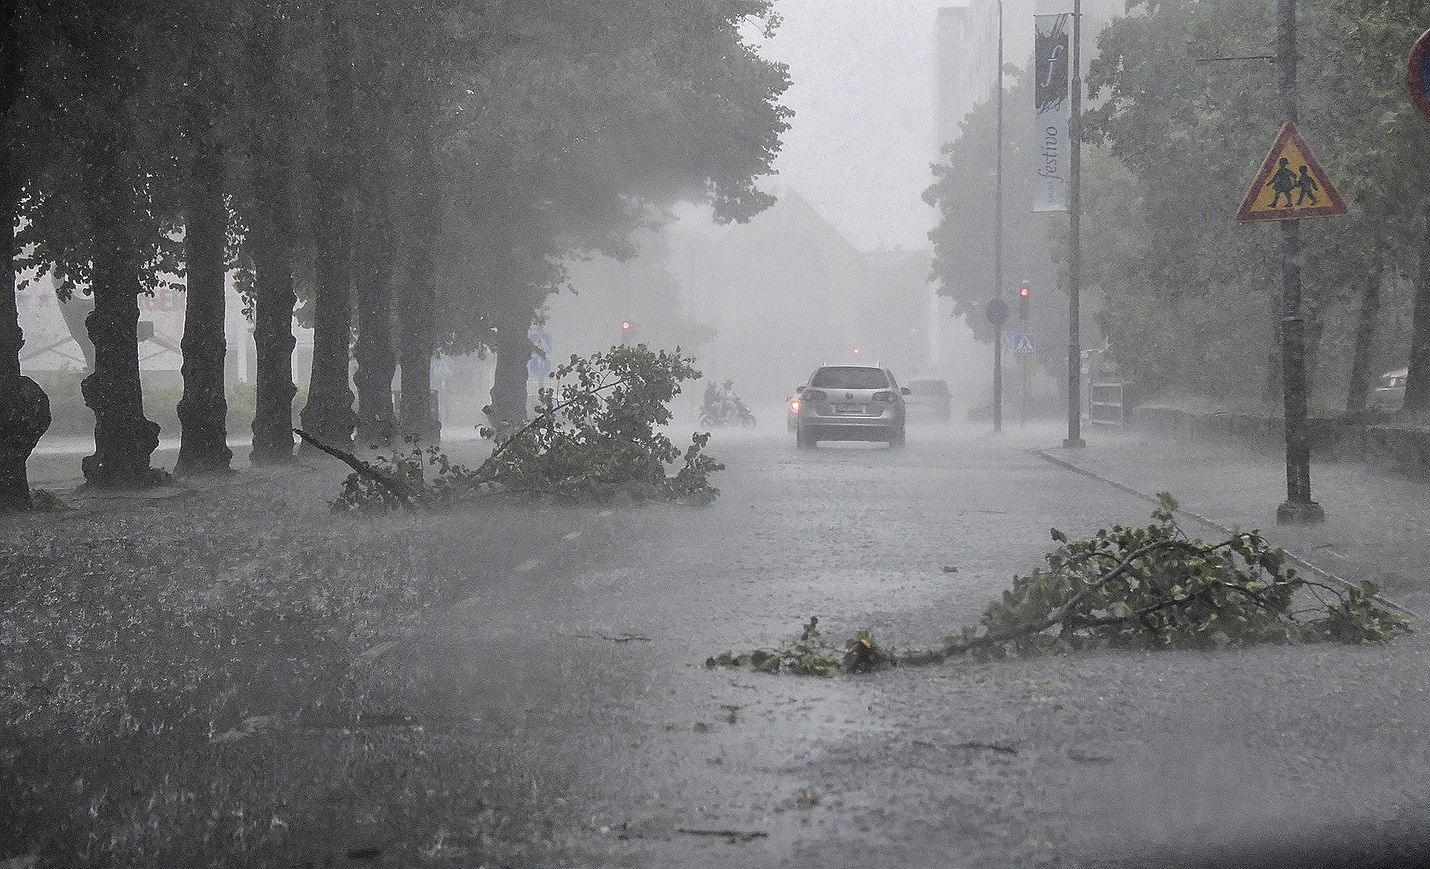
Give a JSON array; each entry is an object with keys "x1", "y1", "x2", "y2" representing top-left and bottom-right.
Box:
[
  {"x1": 707, "y1": 493, "x2": 1412, "y2": 676},
  {"x1": 705, "y1": 617, "x2": 896, "y2": 677},
  {"x1": 949, "y1": 493, "x2": 1411, "y2": 659},
  {"x1": 327, "y1": 345, "x2": 723, "y2": 512}
]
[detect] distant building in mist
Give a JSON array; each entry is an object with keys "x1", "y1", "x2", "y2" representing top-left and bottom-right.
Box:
[
  {"x1": 546, "y1": 188, "x2": 955, "y2": 408},
  {"x1": 936, "y1": 0, "x2": 1124, "y2": 150},
  {"x1": 17, "y1": 275, "x2": 270, "y2": 390}
]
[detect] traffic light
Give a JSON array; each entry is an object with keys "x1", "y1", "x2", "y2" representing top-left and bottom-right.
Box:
[
  {"x1": 1017, "y1": 284, "x2": 1031, "y2": 320},
  {"x1": 620, "y1": 319, "x2": 633, "y2": 344}
]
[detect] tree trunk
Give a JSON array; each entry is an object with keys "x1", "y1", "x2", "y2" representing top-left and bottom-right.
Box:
[
  {"x1": 489, "y1": 303, "x2": 533, "y2": 427},
  {"x1": 1405, "y1": 217, "x2": 1430, "y2": 414},
  {"x1": 0, "y1": 8, "x2": 49, "y2": 512},
  {"x1": 81, "y1": 143, "x2": 160, "y2": 488},
  {"x1": 1344, "y1": 265, "x2": 1383, "y2": 418},
  {"x1": 0, "y1": 160, "x2": 50, "y2": 510},
  {"x1": 353, "y1": 196, "x2": 396, "y2": 446},
  {"x1": 175, "y1": 123, "x2": 232, "y2": 475},
  {"x1": 299, "y1": 3, "x2": 356, "y2": 450},
  {"x1": 248, "y1": 160, "x2": 298, "y2": 464},
  {"x1": 245, "y1": 12, "x2": 297, "y2": 465},
  {"x1": 397, "y1": 122, "x2": 439, "y2": 443}
]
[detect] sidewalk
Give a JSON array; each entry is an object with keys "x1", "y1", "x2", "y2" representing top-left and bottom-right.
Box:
[
  {"x1": 1036, "y1": 426, "x2": 1430, "y2": 617},
  {"x1": 24, "y1": 426, "x2": 491, "y2": 489}
]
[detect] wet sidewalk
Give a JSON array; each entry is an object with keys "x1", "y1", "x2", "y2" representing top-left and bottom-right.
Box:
[{"x1": 1035, "y1": 427, "x2": 1430, "y2": 617}]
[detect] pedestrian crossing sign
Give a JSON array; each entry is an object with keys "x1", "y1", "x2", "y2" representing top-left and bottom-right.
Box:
[
  {"x1": 1237, "y1": 122, "x2": 1348, "y2": 222},
  {"x1": 1008, "y1": 332, "x2": 1036, "y2": 355}
]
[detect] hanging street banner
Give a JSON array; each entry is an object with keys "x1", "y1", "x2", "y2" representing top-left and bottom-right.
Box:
[
  {"x1": 1032, "y1": 14, "x2": 1072, "y2": 213},
  {"x1": 1409, "y1": 28, "x2": 1430, "y2": 122},
  {"x1": 1236, "y1": 122, "x2": 1349, "y2": 222}
]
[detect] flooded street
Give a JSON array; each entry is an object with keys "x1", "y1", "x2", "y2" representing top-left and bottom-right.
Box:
[{"x1": 129, "y1": 421, "x2": 1424, "y2": 868}]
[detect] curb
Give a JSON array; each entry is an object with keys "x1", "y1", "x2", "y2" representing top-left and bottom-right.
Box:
[{"x1": 1031, "y1": 448, "x2": 1425, "y2": 622}]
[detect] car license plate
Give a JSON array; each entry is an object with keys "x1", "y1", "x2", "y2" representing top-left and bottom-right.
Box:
[{"x1": 834, "y1": 403, "x2": 862, "y2": 414}]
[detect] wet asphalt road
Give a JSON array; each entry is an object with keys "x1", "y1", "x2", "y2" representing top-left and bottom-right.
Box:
[{"x1": 296, "y1": 421, "x2": 1430, "y2": 868}]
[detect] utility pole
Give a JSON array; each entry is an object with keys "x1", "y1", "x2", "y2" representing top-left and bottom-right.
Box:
[
  {"x1": 1063, "y1": 0, "x2": 1086, "y2": 449},
  {"x1": 993, "y1": 0, "x2": 1005, "y2": 434},
  {"x1": 1274, "y1": 0, "x2": 1323, "y2": 524}
]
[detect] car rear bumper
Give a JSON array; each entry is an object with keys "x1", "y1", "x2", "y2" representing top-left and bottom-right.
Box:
[{"x1": 798, "y1": 412, "x2": 902, "y2": 440}]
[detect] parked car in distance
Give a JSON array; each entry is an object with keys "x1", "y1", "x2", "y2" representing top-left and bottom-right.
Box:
[
  {"x1": 904, "y1": 378, "x2": 952, "y2": 420},
  {"x1": 794, "y1": 364, "x2": 908, "y2": 449},
  {"x1": 1371, "y1": 367, "x2": 1407, "y2": 413}
]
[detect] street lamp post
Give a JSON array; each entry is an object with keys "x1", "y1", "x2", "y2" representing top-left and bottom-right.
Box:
[
  {"x1": 1063, "y1": 0, "x2": 1086, "y2": 449},
  {"x1": 1274, "y1": 0, "x2": 1323, "y2": 524},
  {"x1": 993, "y1": 0, "x2": 1005, "y2": 434}
]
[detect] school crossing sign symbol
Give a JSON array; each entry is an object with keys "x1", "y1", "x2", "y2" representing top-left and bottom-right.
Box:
[{"x1": 1236, "y1": 122, "x2": 1348, "y2": 222}]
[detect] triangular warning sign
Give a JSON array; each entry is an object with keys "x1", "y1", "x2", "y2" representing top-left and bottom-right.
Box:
[{"x1": 1237, "y1": 122, "x2": 1348, "y2": 222}]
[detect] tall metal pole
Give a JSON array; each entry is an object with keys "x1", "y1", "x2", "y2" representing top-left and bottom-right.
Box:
[
  {"x1": 1275, "y1": 0, "x2": 1323, "y2": 523},
  {"x1": 993, "y1": 0, "x2": 1004, "y2": 434},
  {"x1": 1063, "y1": 0, "x2": 1086, "y2": 448}
]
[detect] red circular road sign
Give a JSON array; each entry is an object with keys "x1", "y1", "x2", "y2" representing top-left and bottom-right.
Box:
[{"x1": 1409, "y1": 28, "x2": 1430, "y2": 122}]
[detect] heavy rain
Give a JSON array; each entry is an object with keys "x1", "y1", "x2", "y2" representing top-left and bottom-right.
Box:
[{"x1": 3, "y1": 0, "x2": 1430, "y2": 867}]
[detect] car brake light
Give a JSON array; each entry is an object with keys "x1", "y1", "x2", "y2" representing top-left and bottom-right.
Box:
[
  {"x1": 804, "y1": 389, "x2": 827, "y2": 401},
  {"x1": 873, "y1": 391, "x2": 894, "y2": 402},
  {"x1": 790, "y1": 399, "x2": 801, "y2": 413}
]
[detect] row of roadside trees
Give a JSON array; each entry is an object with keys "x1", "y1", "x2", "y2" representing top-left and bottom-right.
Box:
[
  {"x1": 0, "y1": 0, "x2": 792, "y2": 511},
  {"x1": 927, "y1": 0, "x2": 1429, "y2": 416}
]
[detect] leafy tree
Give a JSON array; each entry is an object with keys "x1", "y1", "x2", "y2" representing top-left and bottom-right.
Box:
[
  {"x1": 173, "y1": 2, "x2": 246, "y2": 475},
  {"x1": 238, "y1": 0, "x2": 323, "y2": 464},
  {"x1": 1330, "y1": 0, "x2": 1430, "y2": 412},
  {"x1": 435, "y1": 0, "x2": 790, "y2": 425},
  {"x1": 924, "y1": 67, "x2": 1082, "y2": 386},
  {"x1": 6, "y1": 0, "x2": 789, "y2": 494},
  {"x1": 298, "y1": 0, "x2": 359, "y2": 451},
  {"x1": 0, "y1": 0, "x2": 50, "y2": 511},
  {"x1": 19, "y1": 0, "x2": 183, "y2": 488},
  {"x1": 1073, "y1": 0, "x2": 1430, "y2": 411}
]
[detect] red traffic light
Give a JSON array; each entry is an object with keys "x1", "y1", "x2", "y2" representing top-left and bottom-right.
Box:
[
  {"x1": 621, "y1": 320, "x2": 631, "y2": 331},
  {"x1": 1018, "y1": 286, "x2": 1030, "y2": 298}
]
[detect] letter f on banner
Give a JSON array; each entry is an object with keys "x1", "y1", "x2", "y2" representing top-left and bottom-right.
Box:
[{"x1": 1033, "y1": 14, "x2": 1072, "y2": 213}]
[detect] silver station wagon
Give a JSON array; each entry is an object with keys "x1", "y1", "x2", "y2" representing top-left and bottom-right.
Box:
[{"x1": 794, "y1": 364, "x2": 908, "y2": 449}]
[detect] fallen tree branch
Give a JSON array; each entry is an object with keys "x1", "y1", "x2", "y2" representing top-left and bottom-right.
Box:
[
  {"x1": 710, "y1": 495, "x2": 1412, "y2": 676},
  {"x1": 294, "y1": 428, "x2": 416, "y2": 507},
  {"x1": 483, "y1": 375, "x2": 636, "y2": 466},
  {"x1": 939, "y1": 537, "x2": 1240, "y2": 658}
]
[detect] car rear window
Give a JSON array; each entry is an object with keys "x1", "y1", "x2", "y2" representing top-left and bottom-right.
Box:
[
  {"x1": 908, "y1": 380, "x2": 949, "y2": 396},
  {"x1": 810, "y1": 367, "x2": 890, "y2": 389}
]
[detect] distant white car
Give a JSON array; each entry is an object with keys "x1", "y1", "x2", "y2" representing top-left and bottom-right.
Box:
[{"x1": 1371, "y1": 367, "x2": 1407, "y2": 413}]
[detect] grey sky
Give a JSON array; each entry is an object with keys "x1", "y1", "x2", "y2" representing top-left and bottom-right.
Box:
[{"x1": 757, "y1": 0, "x2": 956, "y2": 251}]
